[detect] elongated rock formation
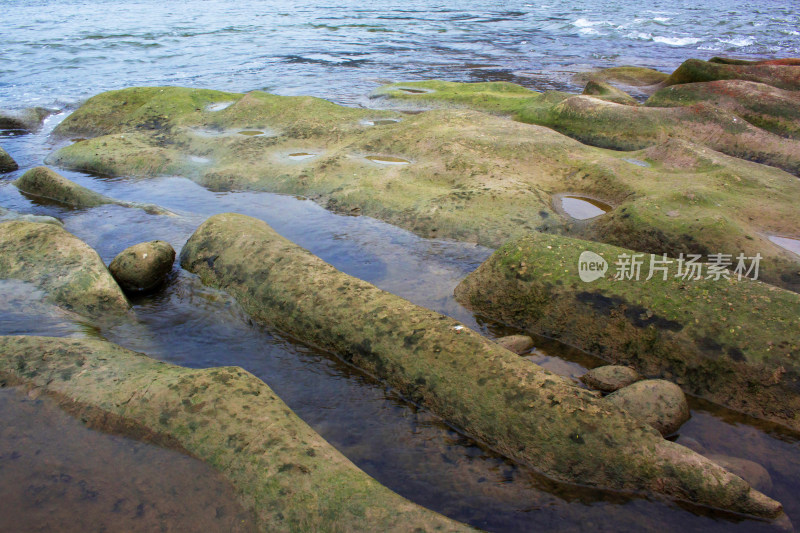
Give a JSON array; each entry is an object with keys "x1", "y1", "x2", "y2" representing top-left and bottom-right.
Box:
[
  {"x1": 180, "y1": 213, "x2": 783, "y2": 518},
  {"x1": 14, "y1": 166, "x2": 172, "y2": 215},
  {"x1": 454, "y1": 232, "x2": 800, "y2": 432},
  {"x1": 0, "y1": 220, "x2": 129, "y2": 317},
  {"x1": 0, "y1": 336, "x2": 468, "y2": 532}
]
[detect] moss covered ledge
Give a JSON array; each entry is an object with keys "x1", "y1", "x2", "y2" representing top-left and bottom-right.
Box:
[{"x1": 0, "y1": 335, "x2": 469, "y2": 532}]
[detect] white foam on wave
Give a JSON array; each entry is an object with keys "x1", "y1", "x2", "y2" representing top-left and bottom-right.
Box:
[
  {"x1": 579, "y1": 27, "x2": 602, "y2": 36},
  {"x1": 572, "y1": 18, "x2": 609, "y2": 28},
  {"x1": 626, "y1": 31, "x2": 653, "y2": 41},
  {"x1": 653, "y1": 36, "x2": 701, "y2": 46},
  {"x1": 653, "y1": 17, "x2": 670, "y2": 22},
  {"x1": 718, "y1": 36, "x2": 755, "y2": 47}
]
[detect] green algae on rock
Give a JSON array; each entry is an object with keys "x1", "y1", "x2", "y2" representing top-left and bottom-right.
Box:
[
  {"x1": 0, "y1": 207, "x2": 62, "y2": 226},
  {"x1": 454, "y1": 232, "x2": 800, "y2": 432},
  {"x1": 108, "y1": 240, "x2": 175, "y2": 293},
  {"x1": 0, "y1": 146, "x2": 18, "y2": 172},
  {"x1": 14, "y1": 166, "x2": 173, "y2": 215},
  {"x1": 0, "y1": 106, "x2": 55, "y2": 132},
  {"x1": 45, "y1": 86, "x2": 800, "y2": 291},
  {"x1": 179, "y1": 212, "x2": 783, "y2": 518},
  {"x1": 0, "y1": 336, "x2": 468, "y2": 533},
  {"x1": 0, "y1": 221, "x2": 129, "y2": 317},
  {"x1": 573, "y1": 66, "x2": 670, "y2": 88},
  {"x1": 664, "y1": 58, "x2": 800, "y2": 91},
  {"x1": 645, "y1": 80, "x2": 800, "y2": 139},
  {"x1": 582, "y1": 80, "x2": 639, "y2": 105}
]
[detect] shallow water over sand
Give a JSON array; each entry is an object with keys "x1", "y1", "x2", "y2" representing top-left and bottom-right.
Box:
[{"x1": 1, "y1": 116, "x2": 799, "y2": 531}]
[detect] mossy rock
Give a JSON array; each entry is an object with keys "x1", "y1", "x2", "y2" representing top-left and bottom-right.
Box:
[
  {"x1": 109, "y1": 240, "x2": 175, "y2": 293},
  {"x1": 645, "y1": 80, "x2": 800, "y2": 139},
  {"x1": 605, "y1": 379, "x2": 690, "y2": 436},
  {"x1": 665, "y1": 58, "x2": 800, "y2": 91},
  {"x1": 0, "y1": 106, "x2": 55, "y2": 132},
  {"x1": 574, "y1": 66, "x2": 669, "y2": 87},
  {"x1": 0, "y1": 207, "x2": 62, "y2": 226},
  {"x1": 581, "y1": 365, "x2": 640, "y2": 392},
  {"x1": 582, "y1": 80, "x2": 639, "y2": 105},
  {"x1": 0, "y1": 336, "x2": 469, "y2": 532},
  {"x1": 454, "y1": 232, "x2": 800, "y2": 431},
  {"x1": 14, "y1": 166, "x2": 172, "y2": 215},
  {"x1": 179, "y1": 212, "x2": 782, "y2": 518},
  {"x1": 46, "y1": 86, "x2": 800, "y2": 291},
  {"x1": 0, "y1": 220, "x2": 129, "y2": 317},
  {"x1": 0, "y1": 146, "x2": 18, "y2": 172}
]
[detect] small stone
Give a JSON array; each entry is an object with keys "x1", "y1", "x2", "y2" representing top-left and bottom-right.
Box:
[
  {"x1": 496, "y1": 334, "x2": 534, "y2": 354},
  {"x1": 707, "y1": 454, "x2": 773, "y2": 493},
  {"x1": 605, "y1": 379, "x2": 690, "y2": 436},
  {"x1": 109, "y1": 241, "x2": 175, "y2": 293},
  {"x1": 581, "y1": 365, "x2": 640, "y2": 392}
]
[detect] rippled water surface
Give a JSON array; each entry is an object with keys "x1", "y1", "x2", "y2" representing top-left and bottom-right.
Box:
[
  {"x1": 1, "y1": 2, "x2": 800, "y2": 532},
  {"x1": 1, "y1": 0, "x2": 799, "y2": 108}
]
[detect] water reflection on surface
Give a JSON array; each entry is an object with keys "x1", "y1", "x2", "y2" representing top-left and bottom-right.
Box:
[{"x1": 0, "y1": 125, "x2": 798, "y2": 532}]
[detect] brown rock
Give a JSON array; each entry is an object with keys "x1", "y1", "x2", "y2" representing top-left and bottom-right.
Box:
[
  {"x1": 496, "y1": 334, "x2": 534, "y2": 354},
  {"x1": 581, "y1": 365, "x2": 640, "y2": 392},
  {"x1": 605, "y1": 379, "x2": 690, "y2": 436}
]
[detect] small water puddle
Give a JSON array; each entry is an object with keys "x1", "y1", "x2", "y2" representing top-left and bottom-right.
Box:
[
  {"x1": 205, "y1": 101, "x2": 234, "y2": 112},
  {"x1": 623, "y1": 158, "x2": 651, "y2": 168},
  {"x1": 366, "y1": 155, "x2": 411, "y2": 165},
  {"x1": 362, "y1": 118, "x2": 401, "y2": 126},
  {"x1": 559, "y1": 195, "x2": 612, "y2": 220},
  {"x1": 769, "y1": 235, "x2": 800, "y2": 256},
  {"x1": 238, "y1": 130, "x2": 266, "y2": 136},
  {"x1": 395, "y1": 87, "x2": 434, "y2": 94},
  {"x1": 287, "y1": 152, "x2": 318, "y2": 160}
]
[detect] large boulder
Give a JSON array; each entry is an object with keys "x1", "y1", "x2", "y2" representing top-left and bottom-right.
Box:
[
  {"x1": 0, "y1": 146, "x2": 18, "y2": 172},
  {"x1": 0, "y1": 220, "x2": 129, "y2": 317},
  {"x1": 454, "y1": 232, "x2": 800, "y2": 431},
  {"x1": 14, "y1": 166, "x2": 171, "y2": 215},
  {"x1": 0, "y1": 207, "x2": 62, "y2": 226},
  {"x1": 581, "y1": 365, "x2": 640, "y2": 392},
  {"x1": 664, "y1": 58, "x2": 800, "y2": 91},
  {"x1": 179, "y1": 213, "x2": 782, "y2": 518},
  {"x1": 108, "y1": 240, "x2": 175, "y2": 293},
  {"x1": 0, "y1": 106, "x2": 55, "y2": 131},
  {"x1": 0, "y1": 336, "x2": 468, "y2": 532},
  {"x1": 605, "y1": 379, "x2": 690, "y2": 436}
]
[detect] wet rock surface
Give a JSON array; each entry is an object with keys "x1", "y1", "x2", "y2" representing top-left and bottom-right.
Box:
[
  {"x1": 605, "y1": 379, "x2": 691, "y2": 436},
  {"x1": 0, "y1": 147, "x2": 18, "y2": 172},
  {"x1": 454, "y1": 232, "x2": 800, "y2": 431},
  {"x1": 14, "y1": 166, "x2": 171, "y2": 215},
  {"x1": 0, "y1": 336, "x2": 467, "y2": 532},
  {"x1": 581, "y1": 365, "x2": 640, "y2": 393},
  {"x1": 109, "y1": 240, "x2": 175, "y2": 293},
  {"x1": 0, "y1": 220, "x2": 129, "y2": 317},
  {"x1": 0, "y1": 106, "x2": 54, "y2": 132},
  {"x1": 179, "y1": 212, "x2": 782, "y2": 518},
  {"x1": 496, "y1": 334, "x2": 534, "y2": 354},
  {"x1": 706, "y1": 454, "x2": 773, "y2": 494}
]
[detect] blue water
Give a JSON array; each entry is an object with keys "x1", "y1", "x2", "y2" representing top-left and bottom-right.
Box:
[{"x1": 1, "y1": 0, "x2": 799, "y2": 108}]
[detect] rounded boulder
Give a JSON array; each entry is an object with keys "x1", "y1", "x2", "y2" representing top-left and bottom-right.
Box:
[
  {"x1": 581, "y1": 365, "x2": 640, "y2": 392},
  {"x1": 109, "y1": 240, "x2": 175, "y2": 293},
  {"x1": 605, "y1": 379, "x2": 690, "y2": 436}
]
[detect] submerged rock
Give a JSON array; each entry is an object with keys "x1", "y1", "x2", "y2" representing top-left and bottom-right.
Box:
[
  {"x1": 707, "y1": 454, "x2": 773, "y2": 493},
  {"x1": 0, "y1": 220, "x2": 129, "y2": 317},
  {"x1": 581, "y1": 365, "x2": 640, "y2": 392},
  {"x1": 573, "y1": 66, "x2": 669, "y2": 88},
  {"x1": 665, "y1": 58, "x2": 800, "y2": 91},
  {"x1": 0, "y1": 336, "x2": 468, "y2": 532},
  {"x1": 605, "y1": 380, "x2": 690, "y2": 436},
  {"x1": 179, "y1": 212, "x2": 782, "y2": 518},
  {"x1": 0, "y1": 106, "x2": 55, "y2": 132},
  {"x1": 454, "y1": 232, "x2": 800, "y2": 432},
  {"x1": 496, "y1": 334, "x2": 534, "y2": 354},
  {"x1": 0, "y1": 206, "x2": 62, "y2": 226},
  {"x1": 582, "y1": 80, "x2": 638, "y2": 105},
  {"x1": 14, "y1": 166, "x2": 172, "y2": 215},
  {"x1": 0, "y1": 146, "x2": 18, "y2": 172},
  {"x1": 109, "y1": 240, "x2": 175, "y2": 293}
]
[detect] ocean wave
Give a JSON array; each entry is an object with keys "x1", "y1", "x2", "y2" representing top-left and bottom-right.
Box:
[
  {"x1": 718, "y1": 36, "x2": 756, "y2": 47},
  {"x1": 572, "y1": 18, "x2": 610, "y2": 28},
  {"x1": 653, "y1": 36, "x2": 702, "y2": 46}
]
